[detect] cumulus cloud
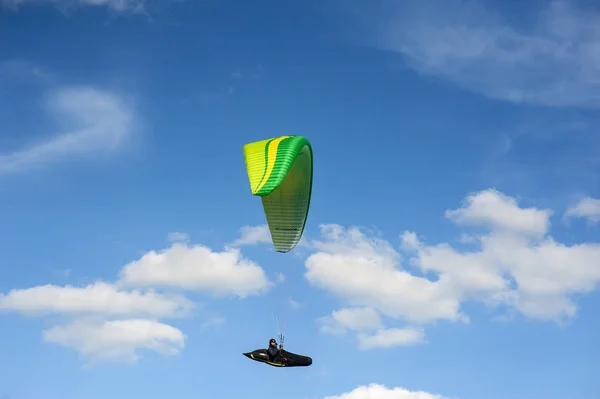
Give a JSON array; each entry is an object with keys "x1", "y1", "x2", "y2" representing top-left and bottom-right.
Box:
[
  {"x1": 445, "y1": 189, "x2": 552, "y2": 237},
  {"x1": 0, "y1": 282, "x2": 190, "y2": 365},
  {"x1": 305, "y1": 225, "x2": 464, "y2": 326},
  {"x1": 0, "y1": 282, "x2": 192, "y2": 318},
  {"x1": 565, "y1": 197, "x2": 600, "y2": 223},
  {"x1": 0, "y1": 86, "x2": 136, "y2": 174},
  {"x1": 43, "y1": 318, "x2": 185, "y2": 365},
  {"x1": 118, "y1": 242, "x2": 272, "y2": 297},
  {"x1": 0, "y1": 233, "x2": 270, "y2": 365},
  {"x1": 338, "y1": 0, "x2": 600, "y2": 108},
  {"x1": 405, "y1": 190, "x2": 600, "y2": 320},
  {"x1": 319, "y1": 307, "x2": 384, "y2": 335},
  {"x1": 307, "y1": 188, "x2": 600, "y2": 348},
  {"x1": 323, "y1": 383, "x2": 451, "y2": 399}
]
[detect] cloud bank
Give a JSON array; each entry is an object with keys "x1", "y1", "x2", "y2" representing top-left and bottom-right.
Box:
[
  {"x1": 4, "y1": 188, "x2": 599, "y2": 360},
  {"x1": 303, "y1": 189, "x2": 600, "y2": 348},
  {"x1": 0, "y1": 238, "x2": 271, "y2": 365}
]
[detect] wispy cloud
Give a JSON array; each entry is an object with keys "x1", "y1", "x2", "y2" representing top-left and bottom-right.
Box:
[
  {"x1": 289, "y1": 298, "x2": 304, "y2": 310},
  {"x1": 168, "y1": 232, "x2": 191, "y2": 243},
  {"x1": 337, "y1": 0, "x2": 600, "y2": 108},
  {"x1": 0, "y1": 59, "x2": 53, "y2": 84},
  {"x1": 201, "y1": 316, "x2": 225, "y2": 329},
  {"x1": 1, "y1": 0, "x2": 147, "y2": 13},
  {"x1": 0, "y1": 85, "x2": 137, "y2": 175},
  {"x1": 275, "y1": 272, "x2": 286, "y2": 283}
]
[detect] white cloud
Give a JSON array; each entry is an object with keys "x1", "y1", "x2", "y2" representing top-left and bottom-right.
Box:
[
  {"x1": 565, "y1": 197, "x2": 600, "y2": 223},
  {"x1": 305, "y1": 225, "x2": 464, "y2": 325},
  {"x1": 0, "y1": 86, "x2": 136, "y2": 174},
  {"x1": 445, "y1": 189, "x2": 551, "y2": 237},
  {"x1": 1, "y1": 0, "x2": 147, "y2": 12},
  {"x1": 457, "y1": 233, "x2": 478, "y2": 244},
  {"x1": 307, "y1": 189, "x2": 600, "y2": 348},
  {"x1": 42, "y1": 318, "x2": 185, "y2": 365},
  {"x1": 0, "y1": 282, "x2": 192, "y2": 318},
  {"x1": 323, "y1": 383, "x2": 451, "y2": 399},
  {"x1": 319, "y1": 307, "x2": 383, "y2": 335},
  {"x1": 231, "y1": 225, "x2": 273, "y2": 246},
  {"x1": 118, "y1": 242, "x2": 272, "y2": 298},
  {"x1": 357, "y1": 327, "x2": 425, "y2": 350},
  {"x1": 340, "y1": 0, "x2": 600, "y2": 108},
  {"x1": 404, "y1": 190, "x2": 600, "y2": 321},
  {"x1": 0, "y1": 235, "x2": 270, "y2": 365},
  {"x1": 319, "y1": 308, "x2": 424, "y2": 349},
  {"x1": 0, "y1": 280, "x2": 191, "y2": 366}
]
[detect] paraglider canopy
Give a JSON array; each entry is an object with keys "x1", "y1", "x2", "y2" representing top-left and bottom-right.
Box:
[{"x1": 243, "y1": 135, "x2": 313, "y2": 253}]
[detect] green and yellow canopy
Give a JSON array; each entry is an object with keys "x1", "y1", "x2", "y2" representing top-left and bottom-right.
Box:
[{"x1": 243, "y1": 135, "x2": 313, "y2": 253}]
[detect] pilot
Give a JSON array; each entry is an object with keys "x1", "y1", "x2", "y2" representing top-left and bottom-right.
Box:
[
  {"x1": 267, "y1": 338, "x2": 287, "y2": 363},
  {"x1": 267, "y1": 338, "x2": 279, "y2": 360}
]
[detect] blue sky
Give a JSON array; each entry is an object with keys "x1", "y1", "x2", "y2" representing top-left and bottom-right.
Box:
[{"x1": 1, "y1": 0, "x2": 600, "y2": 398}]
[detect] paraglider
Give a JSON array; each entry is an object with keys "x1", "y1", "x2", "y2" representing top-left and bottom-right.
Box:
[
  {"x1": 241, "y1": 135, "x2": 314, "y2": 368},
  {"x1": 242, "y1": 135, "x2": 313, "y2": 253}
]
